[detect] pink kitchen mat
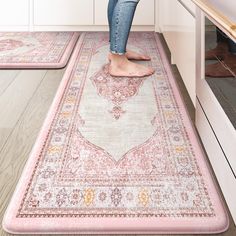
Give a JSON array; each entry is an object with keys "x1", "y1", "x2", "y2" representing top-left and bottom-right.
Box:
[
  {"x1": 2, "y1": 32, "x2": 229, "y2": 234},
  {"x1": 0, "y1": 32, "x2": 79, "y2": 68}
]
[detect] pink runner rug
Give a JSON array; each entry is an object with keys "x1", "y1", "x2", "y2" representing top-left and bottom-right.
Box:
[
  {"x1": 0, "y1": 32, "x2": 79, "y2": 68},
  {"x1": 2, "y1": 32, "x2": 229, "y2": 234}
]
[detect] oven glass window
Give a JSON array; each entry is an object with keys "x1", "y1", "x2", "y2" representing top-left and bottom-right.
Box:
[{"x1": 205, "y1": 17, "x2": 236, "y2": 128}]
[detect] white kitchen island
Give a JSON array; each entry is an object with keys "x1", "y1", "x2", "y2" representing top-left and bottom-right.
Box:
[{"x1": 192, "y1": 0, "x2": 236, "y2": 225}]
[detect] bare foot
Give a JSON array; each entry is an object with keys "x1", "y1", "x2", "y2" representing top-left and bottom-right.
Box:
[
  {"x1": 108, "y1": 54, "x2": 155, "y2": 77},
  {"x1": 125, "y1": 50, "x2": 151, "y2": 61},
  {"x1": 108, "y1": 50, "x2": 151, "y2": 62}
]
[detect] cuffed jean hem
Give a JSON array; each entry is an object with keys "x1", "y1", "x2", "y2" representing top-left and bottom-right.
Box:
[{"x1": 110, "y1": 50, "x2": 126, "y2": 55}]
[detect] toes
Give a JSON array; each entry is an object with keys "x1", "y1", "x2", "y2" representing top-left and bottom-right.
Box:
[
  {"x1": 126, "y1": 51, "x2": 151, "y2": 61},
  {"x1": 140, "y1": 56, "x2": 151, "y2": 61},
  {"x1": 146, "y1": 67, "x2": 155, "y2": 75},
  {"x1": 144, "y1": 56, "x2": 151, "y2": 60}
]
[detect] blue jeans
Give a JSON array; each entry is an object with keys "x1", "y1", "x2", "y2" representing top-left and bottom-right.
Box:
[{"x1": 107, "y1": 0, "x2": 140, "y2": 55}]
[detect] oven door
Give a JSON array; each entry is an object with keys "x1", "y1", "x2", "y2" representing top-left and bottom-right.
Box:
[{"x1": 195, "y1": 8, "x2": 236, "y2": 223}]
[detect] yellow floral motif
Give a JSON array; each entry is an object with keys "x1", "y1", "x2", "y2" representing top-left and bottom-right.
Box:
[
  {"x1": 138, "y1": 189, "x2": 149, "y2": 206},
  {"x1": 65, "y1": 97, "x2": 76, "y2": 103},
  {"x1": 60, "y1": 112, "x2": 71, "y2": 117},
  {"x1": 48, "y1": 146, "x2": 61, "y2": 154},
  {"x1": 176, "y1": 146, "x2": 184, "y2": 152},
  {"x1": 165, "y1": 111, "x2": 174, "y2": 117},
  {"x1": 84, "y1": 188, "x2": 95, "y2": 206}
]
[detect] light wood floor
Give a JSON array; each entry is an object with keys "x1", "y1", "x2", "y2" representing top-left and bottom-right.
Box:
[{"x1": 0, "y1": 35, "x2": 236, "y2": 236}]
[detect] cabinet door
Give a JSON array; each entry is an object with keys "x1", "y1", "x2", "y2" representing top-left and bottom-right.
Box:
[
  {"x1": 160, "y1": 0, "x2": 196, "y2": 105},
  {"x1": 95, "y1": 0, "x2": 155, "y2": 25},
  {"x1": 0, "y1": 0, "x2": 28, "y2": 25},
  {"x1": 34, "y1": 0, "x2": 93, "y2": 25}
]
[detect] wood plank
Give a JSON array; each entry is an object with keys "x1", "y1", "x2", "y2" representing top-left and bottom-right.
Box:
[
  {"x1": 0, "y1": 68, "x2": 65, "y2": 236},
  {"x1": 0, "y1": 70, "x2": 19, "y2": 96},
  {"x1": 0, "y1": 70, "x2": 47, "y2": 151},
  {"x1": 0, "y1": 128, "x2": 11, "y2": 157}
]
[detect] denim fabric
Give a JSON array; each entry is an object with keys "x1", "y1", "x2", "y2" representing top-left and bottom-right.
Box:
[
  {"x1": 217, "y1": 27, "x2": 236, "y2": 54},
  {"x1": 107, "y1": 0, "x2": 140, "y2": 55}
]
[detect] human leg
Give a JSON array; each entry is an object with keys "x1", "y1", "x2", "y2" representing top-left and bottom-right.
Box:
[
  {"x1": 108, "y1": 0, "x2": 118, "y2": 43},
  {"x1": 107, "y1": 0, "x2": 150, "y2": 61},
  {"x1": 109, "y1": 0, "x2": 140, "y2": 54},
  {"x1": 107, "y1": 0, "x2": 154, "y2": 77}
]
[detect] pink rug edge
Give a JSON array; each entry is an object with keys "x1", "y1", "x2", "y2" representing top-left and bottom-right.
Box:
[
  {"x1": 0, "y1": 32, "x2": 80, "y2": 69},
  {"x1": 154, "y1": 32, "x2": 229, "y2": 233},
  {"x1": 2, "y1": 32, "x2": 230, "y2": 234}
]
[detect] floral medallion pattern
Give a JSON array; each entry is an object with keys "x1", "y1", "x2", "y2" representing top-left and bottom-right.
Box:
[
  {"x1": 0, "y1": 39, "x2": 24, "y2": 51},
  {"x1": 16, "y1": 32, "x2": 216, "y2": 218},
  {"x1": 0, "y1": 32, "x2": 79, "y2": 66},
  {"x1": 90, "y1": 63, "x2": 146, "y2": 119}
]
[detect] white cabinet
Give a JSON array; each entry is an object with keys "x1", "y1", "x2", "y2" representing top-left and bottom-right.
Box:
[
  {"x1": 0, "y1": 0, "x2": 155, "y2": 30},
  {"x1": 160, "y1": 0, "x2": 196, "y2": 106},
  {"x1": 0, "y1": 0, "x2": 29, "y2": 25},
  {"x1": 196, "y1": 99, "x2": 236, "y2": 224},
  {"x1": 94, "y1": 0, "x2": 155, "y2": 26},
  {"x1": 33, "y1": 0, "x2": 94, "y2": 25},
  {"x1": 195, "y1": 8, "x2": 236, "y2": 223},
  {"x1": 132, "y1": 0, "x2": 155, "y2": 25}
]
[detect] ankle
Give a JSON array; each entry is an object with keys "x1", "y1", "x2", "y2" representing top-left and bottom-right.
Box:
[{"x1": 109, "y1": 53, "x2": 128, "y2": 67}]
